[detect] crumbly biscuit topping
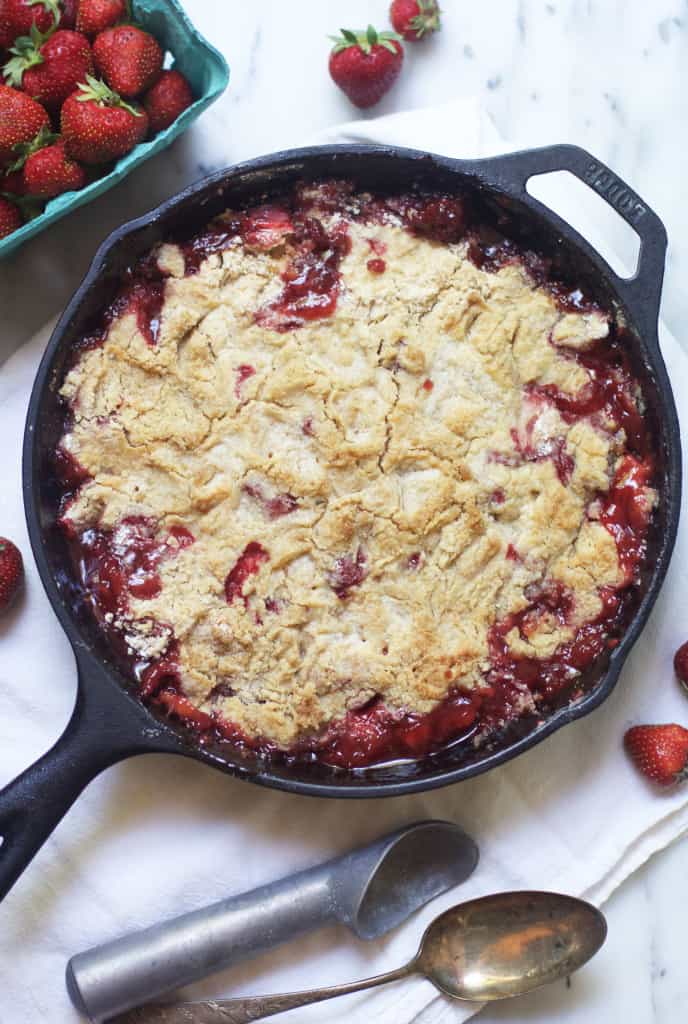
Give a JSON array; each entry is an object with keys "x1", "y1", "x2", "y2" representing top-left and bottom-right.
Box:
[{"x1": 56, "y1": 185, "x2": 656, "y2": 763}]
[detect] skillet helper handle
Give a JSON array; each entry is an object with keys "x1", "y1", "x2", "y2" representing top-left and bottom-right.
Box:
[
  {"x1": 0, "y1": 657, "x2": 158, "y2": 903},
  {"x1": 486, "y1": 144, "x2": 668, "y2": 332},
  {"x1": 66, "y1": 865, "x2": 335, "y2": 1023},
  {"x1": 0, "y1": 690, "x2": 129, "y2": 903}
]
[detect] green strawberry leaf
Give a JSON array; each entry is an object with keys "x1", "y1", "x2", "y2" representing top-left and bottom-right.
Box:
[
  {"x1": 77, "y1": 74, "x2": 143, "y2": 117},
  {"x1": 0, "y1": 190, "x2": 43, "y2": 219},
  {"x1": 410, "y1": 0, "x2": 442, "y2": 36},
  {"x1": 5, "y1": 124, "x2": 57, "y2": 172},
  {"x1": 330, "y1": 26, "x2": 402, "y2": 56},
  {"x1": 2, "y1": 23, "x2": 46, "y2": 86}
]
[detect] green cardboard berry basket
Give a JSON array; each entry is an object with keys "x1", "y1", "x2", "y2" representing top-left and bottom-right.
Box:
[{"x1": 0, "y1": 0, "x2": 229, "y2": 260}]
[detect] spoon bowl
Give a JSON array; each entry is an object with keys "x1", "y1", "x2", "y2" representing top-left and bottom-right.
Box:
[{"x1": 418, "y1": 891, "x2": 607, "y2": 1002}]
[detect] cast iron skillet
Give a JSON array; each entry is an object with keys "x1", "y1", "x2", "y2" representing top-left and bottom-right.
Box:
[{"x1": 0, "y1": 144, "x2": 680, "y2": 902}]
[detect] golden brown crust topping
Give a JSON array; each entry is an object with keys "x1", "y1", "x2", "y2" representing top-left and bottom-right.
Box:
[{"x1": 59, "y1": 198, "x2": 653, "y2": 747}]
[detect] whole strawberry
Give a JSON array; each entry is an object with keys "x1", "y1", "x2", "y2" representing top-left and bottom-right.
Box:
[
  {"x1": 624, "y1": 723, "x2": 688, "y2": 787},
  {"x1": 93, "y1": 24, "x2": 162, "y2": 98},
  {"x1": 674, "y1": 641, "x2": 688, "y2": 694},
  {"x1": 143, "y1": 68, "x2": 192, "y2": 134},
  {"x1": 329, "y1": 26, "x2": 403, "y2": 109},
  {"x1": 3, "y1": 26, "x2": 93, "y2": 111},
  {"x1": 61, "y1": 74, "x2": 147, "y2": 163},
  {"x1": 0, "y1": 82, "x2": 49, "y2": 163},
  {"x1": 390, "y1": 0, "x2": 441, "y2": 41},
  {"x1": 76, "y1": 0, "x2": 125, "y2": 37},
  {"x1": 0, "y1": 195, "x2": 21, "y2": 237},
  {"x1": 0, "y1": 0, "x2": 60, "y2": 49},
  {"x1": 0, "y1": 537, "x2": 24, "y2": 611},
  {"x1": 23, "y1": 137, "x2": 84, "y2": 195}
]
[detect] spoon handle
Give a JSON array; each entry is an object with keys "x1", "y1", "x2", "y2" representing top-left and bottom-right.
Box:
[{"x1": 112, "y1": 965, "x2": 414, "y2": 1024}]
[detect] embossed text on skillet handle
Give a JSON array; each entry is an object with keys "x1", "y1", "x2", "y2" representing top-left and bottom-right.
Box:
[{"x1": 582, "y1": 161, "x2": 647, "y2": 225}]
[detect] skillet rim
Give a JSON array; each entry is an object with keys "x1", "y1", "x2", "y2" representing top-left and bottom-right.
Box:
[{"x1": 22, "y1": 143, "x2": 682, "y2": 798}]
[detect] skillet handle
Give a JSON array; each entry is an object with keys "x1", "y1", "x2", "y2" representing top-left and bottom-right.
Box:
[
  {"x1": 0, "y1": 661, "x2": 164, "y2": 903},
  {"x1": 485, "y1": 144, "x2": 667, "y2": 335}
]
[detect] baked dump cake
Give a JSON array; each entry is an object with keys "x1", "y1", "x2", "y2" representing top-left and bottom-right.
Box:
[{"x1": 55, "y1": 182, "x2": 657, "y2": 768}]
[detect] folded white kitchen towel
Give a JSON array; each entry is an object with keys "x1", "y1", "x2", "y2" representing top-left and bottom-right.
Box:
[{"x1": 1, "y1": 98, "x2": 687, "y2": 1024}]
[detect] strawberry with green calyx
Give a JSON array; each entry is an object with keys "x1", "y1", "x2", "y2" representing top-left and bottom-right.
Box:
[
  {"x1": 76, "y1": 0, "x2": 127, "y2": 38},
  {"x1": 0, "y1": 537, "x2": 24, "y2": 610},
  {"x1": 624, "y1": 724, "x2": 688, "y2": 787},
  {"x1": 22, "y1": 136, "x2": 85, "y2": 196},
  {"x1": 329, "y1": 25, "x2": 403, "y2": 109},
  {"x1": 61, "y1": 73, "x2": 147, "y2": 163},
  {"x1": 0, "y1": 195, "x2": 22, "y2": 238},
  {"x1": 143, "y1": 68, "x2": 192, "y2": 134},
  {"x1": 4, "y1": 121, "x2": 56, "y2": 169},
  {"x1": 0, "y1": 0, "x2": 61, "y2": 49},
  {"x1": 3, "y1": 24, "x2": 92, "y2": 110},
  {"x1": 390, "y1": 0, "x2": 441, "y2": 41},
  {"x1": 0, "y1": 82, "x2": 49, "y2": 163},
  {"x1": 93, "y1": 24, "x2": 163, "y2": 99}
]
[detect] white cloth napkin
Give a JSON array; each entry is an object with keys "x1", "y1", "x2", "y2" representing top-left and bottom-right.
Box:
[{"x1": 2, "y1": 99, "x2": 688, "y2": 1024}]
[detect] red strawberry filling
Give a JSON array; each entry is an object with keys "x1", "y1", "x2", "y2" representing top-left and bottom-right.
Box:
[
  {"x1": 234, "y1": 363, "x2": 256, "y2": 398},
  {"x1": 255, "y1": 216, "x2": 351, "y2": 331},
  {"x1": 401, "y1": 196, "x2": 467, "y2": 243},
  {"x1": 243, "y1": 483, "x2": 298, "y2": 519},
  {"x1": 182, "y1": 224, "x2": 239, "y2": 275},
  {"x1": 329, "y1": 548, "x2": 367, "y2": 599},
  {"x1": 301, "y1": 690, "x2": 480, "y2": 769},
  {"x1": 367, "y1": 237, "x2": 387, "y2": 256},
  {"x1": 367, "y1": 257, "x2": 386, "y2": 274},
  {"x1": 599, "y1": 455, "x2": 654, "y2": 583},
  {"x1": 53, "y1": 446, "x2": 91, "y2": 492},
  {"x1": 224, "y1": 542, "x2": 269, "y2": 605},
  {"x1": 76, "y1": 517, "x2": 194, "y2": 616},
  {"x1": 527, "y1": 332, "x2": 647, "y2": 450},
  {"x1": 240, "y1": 205, "x2": 293, "y2": 249}
]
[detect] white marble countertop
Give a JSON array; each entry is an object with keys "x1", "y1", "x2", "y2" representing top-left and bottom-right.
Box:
[{"x1": 1, "y1": 1, "x2": 686, "y2": 1020}]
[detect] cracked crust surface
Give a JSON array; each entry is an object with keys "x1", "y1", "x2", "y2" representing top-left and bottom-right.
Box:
[{"x1": 58, "y1": 192, "x2": 650, "y2": 748}]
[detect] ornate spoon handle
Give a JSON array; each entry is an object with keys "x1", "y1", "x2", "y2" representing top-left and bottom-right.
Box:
[{"x1": 114, "y1": 964, "x2": 414, "y2": 1024}]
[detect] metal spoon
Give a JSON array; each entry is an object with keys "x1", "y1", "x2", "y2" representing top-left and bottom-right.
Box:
[{"x1": 114, "y1": 891, "x2": 606, "y2": 1023}]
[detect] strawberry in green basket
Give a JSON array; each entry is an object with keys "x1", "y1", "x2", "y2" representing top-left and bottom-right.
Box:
[
  {"x1": 0, "y1": 83, "x2": 49, "y2": 163},
  {"x1": 0, "y1": 195, "x2": 22, "y2": 238},
  {"x1": 3, "y1": 25, "x2": 93, "y2": 111},
  {"x1": 61, "y1": 74, "x2": 147, "y2": 163},
  {"x1": 0, "y1": 0, "x2": 61, "y2": 49},
  {"x1": 144, "y1": 68, "x2": 193, "y2": 134},
  {"x1": 19, "y1": 134, "x2": 85, "y2": 196},
  {"x1": 93, "y1": 23, "x2": 163, "y2": 98},
  {"x1": 76, "y1": 0, "x2": 126, "y2": 37}
]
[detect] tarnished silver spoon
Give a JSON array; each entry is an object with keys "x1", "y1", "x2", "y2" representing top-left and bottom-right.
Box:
[{"x1": 114, "y1": 891, "x2": 606, "y2": 1023}]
